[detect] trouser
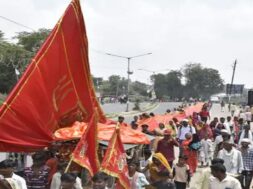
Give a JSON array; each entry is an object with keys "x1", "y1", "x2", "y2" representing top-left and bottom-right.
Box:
[
  {"x1": 174, "y1": 181, "x2": 187, "y2": 189},
  {"x1": 178, "y1": 140, "x2": 184, "y2": 156},
  {"x1": 201, "y1": 116, "x2": 208, "y2": 123},
  {"x1": 231, "y1": 110, "x2": 235, "y2": 117},
  {"x1": 239, "y1": 171, "x2": 253, "y2": 189}
]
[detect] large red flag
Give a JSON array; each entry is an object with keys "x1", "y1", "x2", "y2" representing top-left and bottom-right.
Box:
[
  {"x1": 101, "y1": 126, "x2": 131, "y2": 189},
  {"x1": 72, "y1": 111, "x2": 100, "y2": 175},
  {"x1": 0, "y1": 0, "x2": 105, "y2": 152}
]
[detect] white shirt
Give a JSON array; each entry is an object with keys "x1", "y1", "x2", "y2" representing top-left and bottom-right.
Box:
[
  {"x1": 128, "y1": 172, "x2": 149, "y2": 189},
  {"x1": 177, "y1": 125, "x2": 196, "y2": 140},
  {"x1": 12, "y1": 173, "x2": 27, "y2": 189},
  {"x1": 50, "y1": 172, "x2": 82, "y2": 189},
  {"x1": 239, "y1": 112, "x2": 246, "y2": 121},
  {"x1": 245, "y1": 112, "x2": 252, "y2": 121},
  {"x1": 209, "y1": 175, "x2": 242, "y2": 189},
  {"x1": 217, "y1": 148, "x2": 243, "y2": 175},
  {"x1": 224, "y1": 121, "x2": 233, "y2": 134},
  {"x1": 238, "y1": 130, "x2": 253, "y2": 145},
  {"x1": 231, "y1": 105, "x2": 236, "y2": 111}
]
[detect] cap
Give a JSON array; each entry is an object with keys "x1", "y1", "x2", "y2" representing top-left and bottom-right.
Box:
[
  {"x1": 241, "y1": 138, "x2": 251, "y2": 144},
  {"x1": 163, "y1": 129, "x2": 172, "y2": 135},
  {"x1": 220, "y1": 129, "x2": 229, "y2": 133},
  {"x1": 182, "y1": 119, "x2": 189, "y2": 122}
]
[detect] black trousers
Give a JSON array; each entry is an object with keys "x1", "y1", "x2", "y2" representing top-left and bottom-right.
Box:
[
  {"x1": 201, "y1": 116, "x2": 208, "y2": 123},
  {"x1": 174, "y1": 181, "x2": 186, "y2": 189},
  {"x1": 239, "y1": 172, "x2": 253, "y2": 189}
]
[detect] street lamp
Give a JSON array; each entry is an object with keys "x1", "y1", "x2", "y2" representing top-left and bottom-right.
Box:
[{"x1": 105, "y1": 52, "x2": 152, "y2": 112}]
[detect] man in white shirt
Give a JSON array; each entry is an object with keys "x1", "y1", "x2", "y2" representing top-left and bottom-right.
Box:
[
  {"x1": 209, "y1": 163, "x2": 241, "y2": 189},
  {"x1": 217, "y1": 140, "x2": 243, "y2": 175},
  {"x1": 51, "y1": 162, "x2": 82, "y2": 189},
  {"x1": 0, "y1": 159, "x2": 27, "y2": 189},
  {"x1": 230, "y1": 103, "x2": 236, "y2": 117},
  {"x1": 177, "y1": 119, "x2": 196, "y2": 142},
  {"x1": 224, "y1": 116, "x2": 233, "y2": 134}
]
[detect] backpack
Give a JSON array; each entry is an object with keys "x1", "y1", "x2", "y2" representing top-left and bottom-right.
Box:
[
  {"x1": 189, "y1": 141, "x2": 201, "y2": 151},
  {"x1": 189, "y1": 133, "x2": 201, "y2": 151}
]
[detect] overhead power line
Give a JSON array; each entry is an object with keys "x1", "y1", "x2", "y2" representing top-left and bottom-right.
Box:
[{"x1": 0, "y1": 15, "x2": 35, "y2": 31}]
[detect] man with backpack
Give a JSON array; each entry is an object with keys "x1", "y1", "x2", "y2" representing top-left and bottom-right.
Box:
[
  {"x1": 177, "y1": 119, "x2": 196, "y2": 156},
  {"x1": 177, "y1": 119, "x2": 196, "y2": 144}
]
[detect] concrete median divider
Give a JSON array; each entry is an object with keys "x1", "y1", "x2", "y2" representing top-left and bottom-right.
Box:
[{"x1": 105, "y1": 102, "x2": 159, "y2": 119}]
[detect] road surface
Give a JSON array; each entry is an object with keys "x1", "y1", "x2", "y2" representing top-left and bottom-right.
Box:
[{"x1": 101, "y1": 102, "x2": 182, "y2": 123}]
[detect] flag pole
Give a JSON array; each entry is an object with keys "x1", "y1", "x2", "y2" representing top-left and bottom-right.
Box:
[{"x1": 65, "y1": 156, "x2": 73, "y2": 173}]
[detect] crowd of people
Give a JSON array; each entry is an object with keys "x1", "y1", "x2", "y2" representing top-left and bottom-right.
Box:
[
  {"x1": 126, "y1": 102, "x2": 253, "y2": 189},
  {"x1": 0, "y1": 102, "x2": 253, "y2": 189}
]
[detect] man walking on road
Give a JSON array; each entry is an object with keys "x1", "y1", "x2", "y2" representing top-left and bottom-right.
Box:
[
  {"x1": 238, "y1": 124, "x2": 253, "y2": 145},
  {"x1": 209, "y1": 163, "x2": 242, "y2": 189},
  {"x1": 156, "y1": 129, "x2": 179, "y2": 167},
  {"x1": 239, "y1": 138, "x2": 253, "y2": 189},
  {"x1": 177, "y1": 119, "x2": 196, "y2": 143},
  {"x1": 217, "y1": 140, "x2": 243, "y2": 175},
  {"x1": 221, "y1": 100, "x2": 225, "y2": 112},
  {"x1": 192, "y1": 158, "x2": 224, "y2": 189}
]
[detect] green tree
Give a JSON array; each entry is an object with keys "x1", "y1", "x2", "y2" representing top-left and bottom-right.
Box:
[
  {"x1": 153, "y1": 74, "x2": 168, "y2": 99},
  {"x1": 166, "y1": 70, "x2": 183, "y2": 99},
  {"x1": 0, "y1": 31, "x2": 32, "y2": 93},
  {"x1": 131, "y1": 81, "x2": 148, "y2": 96},
  {"x1": 99, "y1": 75, "x2": 127, "y2": 96},
  {"x1": 183, "y1": 63, "x2": 224, "y2": 99},
  {"x1": 92, "y1": 76, "x2": 103, "y2": 90},
  {"x1": 0, "y1": 29, "x2": 50, "y2": 94},
  {"x1": 15, "y1": 28, "x2": 51, "y2": 52}
]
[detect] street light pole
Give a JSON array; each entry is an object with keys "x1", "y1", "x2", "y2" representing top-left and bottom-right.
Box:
[
  {"x1": 105, "y1": 52, "x2": 152, "y2": 112},
  {"x1": 126, "y1": 58, "x2": 131, "y2": 112}
]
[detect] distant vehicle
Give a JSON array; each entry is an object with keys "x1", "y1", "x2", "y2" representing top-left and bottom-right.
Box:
[{"x1": 210, "y1": 96, "x2": 220, "y2": 103}]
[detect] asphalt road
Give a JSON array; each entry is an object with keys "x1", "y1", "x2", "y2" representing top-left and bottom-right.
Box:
[{"x1": 101, "y1": 102, "x2": 183, "y2": 123}]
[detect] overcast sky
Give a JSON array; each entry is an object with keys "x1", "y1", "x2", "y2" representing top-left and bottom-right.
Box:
[{"x1": 1, "y1": 0, "x2": 253, "y2": 87}]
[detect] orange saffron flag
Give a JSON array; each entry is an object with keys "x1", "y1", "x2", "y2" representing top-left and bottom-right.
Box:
[
  {"x1": 101, "y1": 126, "x2": 131, "y2": 189},
  {"x1": 72, "y1": 111, "x2": 100, "y2": 175},
  {"x1": 0, "y1": 0, "x2": 105, "y2": 152}
]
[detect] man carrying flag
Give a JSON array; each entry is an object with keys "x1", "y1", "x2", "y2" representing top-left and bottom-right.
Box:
[
  {"x1": 71, "y1": 110, "x2": 100, "y2": 176},
  {"x1": 100, "y1": 125, "x2": 131, "y2": 189}
]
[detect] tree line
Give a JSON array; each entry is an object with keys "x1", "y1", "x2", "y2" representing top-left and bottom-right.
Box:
[
  {"x1": 0, "y1": 29, "x2": 51, "y2": 94},
  {"x1": 152, "y1": 64, "x2": 224, "y2": 100},
  {"x1": 0, "y1": 29, "x2": 224, "y2": 101},
  {"x1": 93, "y1": 63, "x2": 224, "y2": 101}
]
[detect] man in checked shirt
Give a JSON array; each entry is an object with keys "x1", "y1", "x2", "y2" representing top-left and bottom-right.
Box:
[
  {"x1": 239, "y1": 138, "x2": 253, "y2": 189},
  {"x1": 24, "y1": 152, "x2": 50, "y2": 189}
]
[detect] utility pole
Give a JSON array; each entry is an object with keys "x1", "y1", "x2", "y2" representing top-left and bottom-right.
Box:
[
  {"x1": 229, "y1": 59, "x2": 237, "y2": 103},
  {"x1": 105, "y1": 52, "x2": 152, "y2": 112}
]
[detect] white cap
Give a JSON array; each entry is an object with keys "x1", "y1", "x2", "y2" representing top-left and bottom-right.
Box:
[
  {"x1": 182, "y1": 119, "x2": 189, "y2": 122},
  {"x1": 220, "y1": 129, "x2": 229, "y2": 133},
  {"x1": 241, "y1": 138, "x2": 251, "y2": 143}
]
